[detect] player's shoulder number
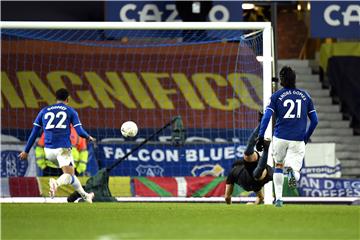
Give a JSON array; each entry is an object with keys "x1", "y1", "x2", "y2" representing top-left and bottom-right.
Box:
[{"x1": 44, "y1": 111, "x2": 67, "y2": 129}]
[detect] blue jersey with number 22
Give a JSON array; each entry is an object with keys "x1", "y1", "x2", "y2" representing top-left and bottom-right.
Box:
[
  {"x1": 266, "y1": 88, "x2": 316, "y2": 141},
  {"x1": 33, "y1": 103, "x2": 83, "y2": 149}
]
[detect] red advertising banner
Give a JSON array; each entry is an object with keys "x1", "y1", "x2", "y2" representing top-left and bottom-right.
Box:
[
  {"x1": 133, "y1": 176, "x2": 226, "y2": 197},
  {"x1": 8, "y1": 177, "x2": 40, "y2": 197},
  {"x1": 1, "y1": 40, "x2": 263, "y2": 129}
]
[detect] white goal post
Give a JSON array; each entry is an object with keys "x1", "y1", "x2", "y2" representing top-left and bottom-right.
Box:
[{"x1": 1, "y1": 21, "x2": 274, "y2": 204}]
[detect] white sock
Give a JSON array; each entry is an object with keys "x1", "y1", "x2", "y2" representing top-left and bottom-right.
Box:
[
  {"x1": 294, "y1": 171, "x2": 301, "y2": 181},
  {"x1": 273, "y1": 169, "x2": 284, "y2": 201},
  {"x1": 71, "y1": 175, "x2": 87, "y2": 198},
  {"x1": 56, "y1": 173, "x2": 72, "y2": 187}
]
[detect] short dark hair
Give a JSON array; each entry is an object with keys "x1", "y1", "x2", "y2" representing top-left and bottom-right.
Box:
[
  {"x1": 55, "y1": 88, "x2": 69, "y2": 101},
  {"x1": 280, "y1": 66, "x2": 296, "y2": 88}
]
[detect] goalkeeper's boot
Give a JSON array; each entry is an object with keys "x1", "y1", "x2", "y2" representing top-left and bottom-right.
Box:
[
  {"x1": 274, "y1": 199, "x2": 283, "y2": 207},
  {"x1": 83, "y1": 192, "x2": 95, "y2": 204},
  {"x1": 49, "y1": 178, "x2": 58, "y2": 199},
  {"x1": 67, "y1": 191, "x2": 82, "y2": 203},
  {"x1": 287, "y1": 167, "x2": 297, "y2": 189}
]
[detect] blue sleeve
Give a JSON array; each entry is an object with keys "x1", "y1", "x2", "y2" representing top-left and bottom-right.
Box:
[
  {"x1": 304, "y1": 111, "x2": 318, "y2": 143},
  {"x1": 74, "y1": 125, "x2": 90, "y2": 139},
  {"x1": 33, "y1": 109, "x2": 43, "y2": 127},
  {"x1": 70, "y1": 109, "x2": 90, "y2": 139},
  {"x1": 70, "y1": 109, "x2": 81, "y2": 127},
  {"x1": 258, "y1": 108, "x2": 273, "y2": 137},
  {"x1": 24, "y1": 126, "x2": 42, "y2": 153},
  {"x1": 307, "y1": 94, "x2": 316, "y2": 112},
  {"x1": 267, "y1": 94, "x2": 276, "y2": 113},
  {"x1": 258, "y1": 94, "x2": 276, "y2": 137}
]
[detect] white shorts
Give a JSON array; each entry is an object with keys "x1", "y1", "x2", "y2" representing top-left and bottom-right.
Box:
[
  {"x1": 272, "y1": 136, "x2": 305, "y2": 172},
  {"x1": 44, "y1": 148, "x2": 75, "y2": 168}
]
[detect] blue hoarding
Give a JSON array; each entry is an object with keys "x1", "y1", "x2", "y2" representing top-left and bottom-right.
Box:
[
  {"x1": 104, "y1": 1, "x2": 243, "y2": 40},
  {"x1": 311, "y1": 2, "x2": 360, "y2": 38},
  {"x1": 97, "y1": 143, "x2": 246, "y2": 177},
  {"x1": 1, "y1": 150, "x2": 28, "y2": 177},
  {"x1": 298, "y1": 177, "x2": 360, "y2": 197},
  {"x1": 105, "y1": 1, "x2": 243, "y2": 22},
  {"x1": 2, "y1": 128, "x2": 253, "y2": 176}
]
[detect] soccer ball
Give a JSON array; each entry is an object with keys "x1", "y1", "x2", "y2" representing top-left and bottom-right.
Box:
[{"x1": 121, "y1": 121, "x2": 138, "y2": 137}]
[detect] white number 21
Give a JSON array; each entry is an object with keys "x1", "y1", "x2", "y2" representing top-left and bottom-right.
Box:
[{"x1": 283, "y1": 99, "x2": 302, "y2": 118}]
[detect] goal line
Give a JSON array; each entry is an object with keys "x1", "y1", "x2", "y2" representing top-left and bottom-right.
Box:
[{"x1": 1, "y1": 197, "x2": 358, "y2": 204}]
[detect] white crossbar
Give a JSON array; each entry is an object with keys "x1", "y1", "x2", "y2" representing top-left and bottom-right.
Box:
[{"x1": 0, "y1": 21, "x2": 271, "y2": 30}]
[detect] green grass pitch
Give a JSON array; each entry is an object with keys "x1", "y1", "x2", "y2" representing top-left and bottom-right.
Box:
[{"x1": 1, "y1": 203, "x2": 359, "y2": 239}]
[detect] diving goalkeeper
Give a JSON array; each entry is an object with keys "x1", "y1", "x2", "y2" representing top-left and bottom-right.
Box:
[{"x1": 225, "y1": 115, "x2": 272, "y2": 205}]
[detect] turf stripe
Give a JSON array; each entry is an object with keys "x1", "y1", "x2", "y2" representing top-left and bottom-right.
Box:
[
  {"x1": 191, "y1": 177, "x2": 225, "y2": 197},
  {"x1": 137, "y1": 177, "x2": 173, "y2": 197}
]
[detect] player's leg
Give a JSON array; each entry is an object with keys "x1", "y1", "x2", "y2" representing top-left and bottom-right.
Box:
[
  {"x1": 60, "y1": 168, "x2": 94, "y2": 203},
  {"x1": 46, "y1": 148, "x2": 94, "y2": 202},
  {"x1": 244, "y1": 112, "x2": 264, "y2": 161},
  {"x1": 272, "y1": 137, "x2": 288, "y2": 207},
  {"x1": 285, "y1": 141, "x2": 306, "y2": 189},
  {"x1": 59, "y1": 165, "x2": 94, "y2": 203},
  {"x1": 244, "y1": 124, "x2": 260, "y2": 161},
  {"x1": 44, "y1": 148, "x2": 62, "y2": 198},
  {"x1": 252, "y1": 139, "x2": 271, "y2": 179},
  {"x1": 60, "y1": 166, "x2": 94, "y2": 203}
]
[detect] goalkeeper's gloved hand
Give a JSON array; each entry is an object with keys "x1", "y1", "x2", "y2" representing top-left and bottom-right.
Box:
[{"x1": 256, "y1": 136, "x2": 265, "y2": 152}]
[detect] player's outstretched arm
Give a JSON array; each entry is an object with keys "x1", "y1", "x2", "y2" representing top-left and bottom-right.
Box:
[
  {"x1": 71, "y1": 110, "x2": 96, "y2": 142},
  {"x1": 304, "y1": 111, "x2": 318, "y2": 144},
  {"x1": 257, "y1": 108, "x2": 273, "y2": 151},
  {"x1": 18, "y1": 126, "x2": 41, "y2": 160},
  {"x1": 225, "y1": 184, "x2": 234, "y2": 204},
  {"x1": 74, "y1": 125, "x2": 96, "y2": 142}
]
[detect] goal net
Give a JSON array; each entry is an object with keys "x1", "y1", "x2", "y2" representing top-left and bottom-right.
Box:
[{"x1": 1, "y1": 22, "x2": 273, "y2": 201}]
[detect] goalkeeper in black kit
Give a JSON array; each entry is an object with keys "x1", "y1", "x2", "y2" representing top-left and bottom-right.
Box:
[{"x1": 225, "y1": 113, "x2": 273, "y2": 205}]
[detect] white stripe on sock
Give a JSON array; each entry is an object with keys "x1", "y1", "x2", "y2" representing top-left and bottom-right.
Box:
[{"x1": 273, "y1": 172, "x2": 284, "y2": 200}]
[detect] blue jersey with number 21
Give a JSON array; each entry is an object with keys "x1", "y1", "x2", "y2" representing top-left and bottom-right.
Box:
[
  {"x1": 266, "y1": 88, "x2": 316, "y2": 141},
  {"x1": 33, "y1": 103, "x2": 83, "y2": 149}
]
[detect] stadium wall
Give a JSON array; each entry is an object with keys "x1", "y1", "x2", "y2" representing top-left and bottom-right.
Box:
[{"x1": 277, "y1": 10, "x2": 307, "y2": 58}]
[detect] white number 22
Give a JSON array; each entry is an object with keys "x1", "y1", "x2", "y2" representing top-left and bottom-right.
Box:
[
  {"x1": 283, "y1": 99, "x2": 302, "y2": 118},
  {"x1": 44, "y1": 111, "x2": 67, "y2": 129}
]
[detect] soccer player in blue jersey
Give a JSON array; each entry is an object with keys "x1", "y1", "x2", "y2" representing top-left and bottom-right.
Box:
[
  {"x1": 18, "y1": 88, "x2": 96, "y2": 203},
  {"x1": 256, "y1": 66, "x2": 318, "y2": 207}
]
